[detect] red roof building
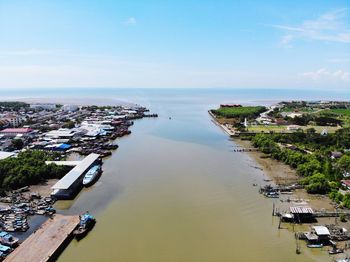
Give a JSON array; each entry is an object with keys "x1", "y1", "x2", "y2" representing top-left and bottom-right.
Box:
[
  {"x1": 0, "y1": 128, "x2": 33, "y2": 137},
  {"x1": 341, "y1": 180, "x2": 350, "y2": 190}
]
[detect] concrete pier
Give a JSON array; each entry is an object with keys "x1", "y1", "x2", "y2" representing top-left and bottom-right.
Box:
[{"x1": 5, "y1": 214, "x2": 80, "y2": 262}]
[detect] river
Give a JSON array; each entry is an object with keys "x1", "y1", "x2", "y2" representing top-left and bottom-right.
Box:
[{"x1": 6, "y1": 88, "x2": 350, "y2": 262}]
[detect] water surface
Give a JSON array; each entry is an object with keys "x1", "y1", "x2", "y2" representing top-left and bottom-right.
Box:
[{"x1": 5, "y1": 88, "x2": 347, "y2": 261}]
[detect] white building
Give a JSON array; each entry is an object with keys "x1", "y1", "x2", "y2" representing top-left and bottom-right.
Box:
[
  {"x1": 45, "y1": 128, "x2": 84, "y2": 139},
  {"x1": 30, "y1": 104, "x2": 57, "y2": 110},
  {"x1": 62, "y1": 105, "x2": 79, "y2": 112},
  {"x1": 287, "y1": 125, "x2": 301, "y2": 131},
  {"x1": 2, "y1": 114, "x2": 22, "y2": 127}
]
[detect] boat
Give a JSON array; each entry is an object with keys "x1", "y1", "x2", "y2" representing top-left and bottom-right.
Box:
[
  {"x1": 307, "y1": 243, "x2": 323, "y2": 248},
  {"x1": 264, "y1": 191, "x2": 279, "y2": 198},
  {"x1": 329, "y1": 248, "x2": 344, "y2": 255},
  {"x1": 82, "y1": 165, "x2": 101, "y2": 186},
  {"x1": 0, "y1": 244, "x2": 12, "y2": 257},
  {"x1": 0, "y1": 232, "x2": 18, "y2": 247},
  {"x1": 73, "y1": 212, "x2": 96, "y2": 240}
]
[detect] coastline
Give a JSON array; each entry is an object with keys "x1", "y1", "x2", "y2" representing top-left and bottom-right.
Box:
[{"x1": 209, "y1": 110, "x2": 337, "y2": 212}]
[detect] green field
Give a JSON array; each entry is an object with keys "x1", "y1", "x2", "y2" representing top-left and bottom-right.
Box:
[
  {"x1": 211, "y1": 106, "x2": 266, "y2": 119},
  {"x1": 330, "y1": 108, "x2": 350, "y2": 117},
  {"x1": 247, "y1": 125, "x2": 339, "y2": 133}
]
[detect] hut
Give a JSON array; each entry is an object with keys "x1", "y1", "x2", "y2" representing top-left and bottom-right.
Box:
[{"x1": 290, "y1": 206, "x2": 314, "y2": 223}]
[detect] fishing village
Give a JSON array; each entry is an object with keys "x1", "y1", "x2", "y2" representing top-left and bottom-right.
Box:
[
  {"x1": 210, "y1": 101, "x2": 350, "y2": 261},
  {"x1": 0, "y1": 101, "x2": 157, "y2": 261}
]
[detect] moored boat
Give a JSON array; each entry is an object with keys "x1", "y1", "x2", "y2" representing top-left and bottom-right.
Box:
[
  {"x1": 307, "y1": 243, "x2": 323, "y2": 248},
  {"x1": 329, "y1": 248, "x2": 344, "y2": 255},
  {"x1": 82, "y1": 165, "x2": 101, "y2": 186},
  {"x1": 0, "y1": 232, "x2": 18, "y2": 247},
  {"x1": 73, "y1": 212, "x2": 96, "y2": 240}
]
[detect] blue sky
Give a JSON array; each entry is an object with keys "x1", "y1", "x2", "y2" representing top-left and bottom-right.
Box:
[{"x1": 0, "y1": 0, "x2": 349, "y2": 89}]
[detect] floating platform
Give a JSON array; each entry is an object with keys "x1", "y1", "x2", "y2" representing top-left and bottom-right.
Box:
[{"x1": 5, "y1": 214, "x2": 80, "y2": 262}]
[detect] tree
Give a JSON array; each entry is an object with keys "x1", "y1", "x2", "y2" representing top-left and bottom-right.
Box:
[
  {"x1": 11, "y1": 138, "x2": 24, "y2": 150},
  {"x1": 338, "y1": 155, "x2": 350, "y2": 172},
  {"x1": 301, "y1": 173, "x2": 330, "y2": 194}
]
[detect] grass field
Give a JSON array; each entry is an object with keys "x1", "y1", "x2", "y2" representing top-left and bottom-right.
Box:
[
  {"x1": 330, "y1": 108, "x2": 350, "y2": 117},
  {"x1": 247, "y1": 125, "x2": 340, "y2": 133},
  {"x1": 211, "y1": 106, "x2": 266, "y2": 119}
]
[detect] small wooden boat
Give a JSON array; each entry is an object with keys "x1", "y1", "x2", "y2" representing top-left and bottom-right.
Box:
[
  {"x1": 264, "y1": 191, "x2": 279, "y2": 198},
  {"x1": 329, "y1": 248, "x2": 344, "y2": 255},
  {"x1": 73, "y1": 212, "x2": 96, "y2": 240},
  {"x1": 307, "y1": 243, "x2": 323, "y2": 248},
  {"x1": 0, "y1": 232, "x2": 19, "y2": 247}
]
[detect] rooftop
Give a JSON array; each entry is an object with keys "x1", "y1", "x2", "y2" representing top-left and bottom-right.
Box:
[
  {"x1": 0, "y1": 151, "x2": 15, "y2": 160},
  {"x1": 0, "y1": 128, "x2": 32, "y2": 133},
  {"x1": 290, "y1": 206, "x2": 314, "y2": 214},
  {"x1": 313, "y1": 226, "x2": 330, "y2": 236},
  {"x1": 51, "y1": 153, "x2": 100, "y2": 190}
]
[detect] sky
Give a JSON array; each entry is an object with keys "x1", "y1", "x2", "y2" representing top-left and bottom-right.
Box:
[{"x1": 0, "y1": 0, "x2": 349, "y2": 89}]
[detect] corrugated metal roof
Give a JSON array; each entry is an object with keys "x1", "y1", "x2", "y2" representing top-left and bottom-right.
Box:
[
  {"x1": 313, "y1": 226, "x2": 330, "y2": 236},
  {"x1": 289, "y1": 206, "x2": 314, "y2": 214},
  {"x1": 51, "y1": 153, "x2": 100, "y2": 190}
]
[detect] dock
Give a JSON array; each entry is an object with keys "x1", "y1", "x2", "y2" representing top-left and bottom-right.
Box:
[
  {"x1": 51, "y1": 153, "x2": 101, "y2": 199},
  {"x1": 5, "y1": 214, "x2": 80, "y2": 262}
]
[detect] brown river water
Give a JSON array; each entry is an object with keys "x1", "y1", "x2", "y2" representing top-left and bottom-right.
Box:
[{"x1": 12, "y1": 88, "x2": 346, "y2": 262}]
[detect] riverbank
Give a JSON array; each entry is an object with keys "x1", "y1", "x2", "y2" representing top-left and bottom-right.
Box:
[{"x1": 210, "y1": 110, "x2": 350, "y2": 260}]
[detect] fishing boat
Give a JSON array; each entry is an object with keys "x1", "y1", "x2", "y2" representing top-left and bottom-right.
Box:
[
  {"x1": 82, "y1": 165, "x2": 101, "y2": 186},
  {"x1": 73, "y1": 212, "x2": 96, "y2": 240},
  {"x1": 0, "y1": 244, "x2": 12, "y2": 258},
  {"x1": 329, "y1": 248, "x2": 344, "y2": 255},
  {"x1": 307, "y1": 243, "x2": 323, "y2": 248},
  {"x1": 264, "y1": 191, "x2": 279, "y2": 198},
  {"x1": 0, "y1": 232, "x2": 18, "y2": 247}
]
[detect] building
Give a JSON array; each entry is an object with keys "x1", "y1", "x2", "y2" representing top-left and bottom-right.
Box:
[
  {"x1": 290, "y1": 206, "x2": 314, "y2": 222},
  {"x1": 331, "y1": 151, "x2": 343, "y2": 159},
  {"x1": 51, "y1": 153, "x2": 100, "y2": 199},
  {"x1": 0, "y1": 151, "x2": 15, "y2": 160},
  {"x1": 2, "y1": 114, "x2": 22, "y2": 127},
  {"x1": 0, "y1": 128, "x2": 33, "y2": 138},
  {"x1": 30, "y1": 104, "x2": 57, "y2": 110},
  {"x1": 341, "y1": 180, "x2": 350, "y2": 190},
  {"x1": 62, "y1": 105, "x2": 79, "y2": 112},
  {"x1": 44, "y1": 143, "x2": 71, "y2": 152},
  {"x1": 287, "y1": 125, "x2": 301, "y2": 131},
  {"x1": 45, "y1": 128, "x2": 84, "y2": 140}
]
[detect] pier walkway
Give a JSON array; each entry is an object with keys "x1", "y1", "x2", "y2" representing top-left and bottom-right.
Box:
[{"x1": 5, "y1": 214, "x2": 79, "y2": 262}]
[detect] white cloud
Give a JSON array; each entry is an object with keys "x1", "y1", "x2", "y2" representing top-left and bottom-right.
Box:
[
  {"x1": 275, "y1": 8, "x2": 350, "y2": 45},
  {"x1": 123, "y1": 17, "x2": 137, "y2": 26},
  {"x1": 301, "y1": 68, "x2": 350, "y2": 82}
]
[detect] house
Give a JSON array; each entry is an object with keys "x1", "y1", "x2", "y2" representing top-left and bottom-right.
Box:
[
  {"x1": 312, "y1": 226, "x2": 330, "y2": 241},
  {"x1": 287, "y1": 125, "x2": 301, "y2": 131},
  {"x1": 290, "y1": 206, "x2": 314, "y2": 222},
  {"x1": 305, "y1": 226, "x2": 330, "y2": 245},
  {"x1": 341, "y1": 180, "x2": 350, "y2": 190},
  {"x1": 331, "y1": 151, "x2": 343, "y2": 159}
]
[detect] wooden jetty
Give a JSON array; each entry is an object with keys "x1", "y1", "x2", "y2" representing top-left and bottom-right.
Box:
[{"x1": 5, "y1": 214, "x2": 80, "y2": 262}]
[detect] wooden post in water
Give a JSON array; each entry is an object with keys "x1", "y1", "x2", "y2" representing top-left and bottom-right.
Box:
[
  {"x1": 278, "y1": 216, "x2": 282, "y2": 229},
  {"x1": 272, "y1": 202, "x2": 275, "y2": 216}
]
